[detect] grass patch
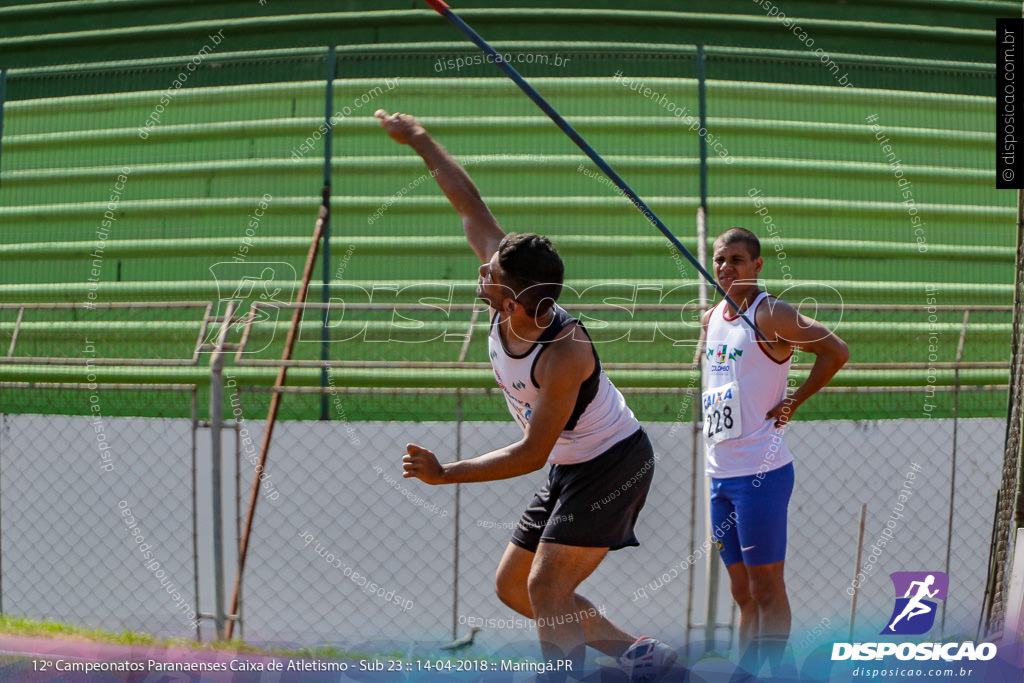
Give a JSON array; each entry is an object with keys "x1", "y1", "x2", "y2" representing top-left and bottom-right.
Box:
[
  {"x1": 0, "y1": 615, "x2": 371, "y2": 660},
  {"x1": 0, "y1": 614, "x2": 165, "y2": 647},
  {"x1": 0, "y1": 615, "x2": 540, "y2": 666}
]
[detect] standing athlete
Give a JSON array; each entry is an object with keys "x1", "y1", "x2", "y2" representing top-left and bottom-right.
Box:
[
  {"x1": 701, "y1": 227, "x2": 848, "y2": 675},
  {"x1": 376, "y1": 109, "x2": 676, "y2": 682}
]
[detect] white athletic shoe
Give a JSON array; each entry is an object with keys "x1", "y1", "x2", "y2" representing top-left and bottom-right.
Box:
[{"x1": 616, "y1": 636, "x2": 677, "y2": 682}]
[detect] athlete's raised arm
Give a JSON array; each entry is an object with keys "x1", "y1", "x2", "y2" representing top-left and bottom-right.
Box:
[{"x1": 375, "y1": 109, "x2": 504, "y2": 264}]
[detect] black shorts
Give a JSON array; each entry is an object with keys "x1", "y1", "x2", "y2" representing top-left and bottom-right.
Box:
[{"x1": 510, "y1": 428, "x2": 655, "y2": 552}]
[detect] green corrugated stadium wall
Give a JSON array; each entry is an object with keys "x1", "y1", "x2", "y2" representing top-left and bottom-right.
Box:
[{"x1": 0, "y1": 1, "x2": 1016, "y2": 420}]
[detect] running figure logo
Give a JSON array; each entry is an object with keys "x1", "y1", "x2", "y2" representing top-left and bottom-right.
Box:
[{"x1": 881, "y1": 571, "x2": 948, "y2": 635}]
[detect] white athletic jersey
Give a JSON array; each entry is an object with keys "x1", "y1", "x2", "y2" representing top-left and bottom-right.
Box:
[
  {"x1": 702, "y1": 291, "x2": 794, "y2": 478},
  {"x1": 487, "y1": 304, "x2": 639, "y2": 465}
]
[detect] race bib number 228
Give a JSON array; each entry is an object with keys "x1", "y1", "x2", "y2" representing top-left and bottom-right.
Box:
[{"x1": 702, "y1": 380, "x2": 742, "y2": 445}]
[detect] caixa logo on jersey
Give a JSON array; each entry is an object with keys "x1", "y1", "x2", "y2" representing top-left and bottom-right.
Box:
[{"x1": 831, "y1": 571, "x2": 997, "y2": 662}]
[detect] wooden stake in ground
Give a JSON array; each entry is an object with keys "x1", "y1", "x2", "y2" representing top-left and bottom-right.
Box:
[{"x1": 225, "y1": 187, "x2": 329, "y2": 640}]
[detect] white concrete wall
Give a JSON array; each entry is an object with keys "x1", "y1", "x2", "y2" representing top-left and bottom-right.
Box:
[{"x1": 0, "y1": 415, "x2": 1005, "y2": 659}]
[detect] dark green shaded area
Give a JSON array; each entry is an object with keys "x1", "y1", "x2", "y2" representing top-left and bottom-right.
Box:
[{"x1": 0, "y1": 3, "x2": 1013, "y2": 421}]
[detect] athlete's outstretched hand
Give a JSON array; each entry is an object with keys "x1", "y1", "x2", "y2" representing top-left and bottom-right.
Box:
[
  {"x1": 375, "y1": 109, "x2": 426, "y2": 146},
  {"x1": 403, "y1": 443, "x2": 445, "y2": 484},
  {"x1": 766, "y1": 396, "x2": 799, "y2": 429}
]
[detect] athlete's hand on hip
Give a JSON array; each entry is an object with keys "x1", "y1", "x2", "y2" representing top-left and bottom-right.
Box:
[
  {"x1": 403, "y1": 443, "x2": 445, "y2": 484},
  {"x1": 766, "y1": 396, "x2": 799, "y2": 428},
  {"x1": 375, "y1": 110, "x2": 426, "y2": 145}
]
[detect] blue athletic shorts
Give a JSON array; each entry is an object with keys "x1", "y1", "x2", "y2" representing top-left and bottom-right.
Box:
[{"x1": 710, "y1": 462, "x2": 794, "y2": 567}]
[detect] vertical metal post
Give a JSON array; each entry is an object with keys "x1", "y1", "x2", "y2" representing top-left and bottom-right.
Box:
[
  {"x1": 702, "y1": 474, "x2": 719, "y2": 647},
  {"x1": 695, "y1": 43, "x2": 720, "y2": 647},
  {"x1": 689, "y1": 51, "x2": 712, "y2": 649},
  {"x1": 686, "y1": 342, "x2": 702, "y2": 658},
  {"x1": 941, "y1": 310, "x2": 970, "y2": 635},
  {"x1": 696, "y1": 45, "x2": 709, "y2": 306},
  {"x1": 320, "y1": 46, "x2": 336, "y2": 420},
  {"x1": 697, "y1": 215, "x2": 708, "y2": 308},
  {"x1": 209, "y1": 300, "x2": 236, "y2": 640},
  {"x1": 453, "y1": 413, "x2": 462, "y2": 642},
  {"x1": 233, "y1": 390, "x2": 244, "y2": 640},
  {"x1": 0, "y1": 68, "x2": 6, "y2": 190},
  {"x1": 451, "y1": 307, "x2": 481, "y2": 639},
  {"x1": 190, "y1": 389, "x2": 201, "y2": 641}
]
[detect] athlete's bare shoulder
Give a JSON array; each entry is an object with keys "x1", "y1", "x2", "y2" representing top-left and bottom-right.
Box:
[
  {"x1": 756, "y1": 294, "x2": 798, "y2": 326},
  {"x1": 755, "y1": 293, "x2": 842, "y2": 354},
  {"x1": 537, "y1": 319, "x2": 594, "y2": 386},
  {"x1": 701, "y1": 303, "x2": 716, "y2": 331}
]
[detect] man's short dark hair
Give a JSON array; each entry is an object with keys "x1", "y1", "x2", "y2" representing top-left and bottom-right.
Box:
[
  {"x1": 716, "y1": 227, "x2": 761, "y2": 259},
  {"x1": 497, "y1": 233, "x2": 564, "y2": 316}
]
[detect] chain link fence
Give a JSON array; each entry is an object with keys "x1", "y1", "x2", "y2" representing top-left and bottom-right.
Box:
[
  {"x1": 0, "y1": 19, "x2": 1015, "y2": 670},
  {"x1": 982, "y1": 203, "x2": 1024, "y2": 639},
  {"x1": 0, "y1": 349, "x2": 1010, "y2": 662},
  {"x1": 220, "y1": 387, "x2": 1005, "y2": 656},
  {"x1": 0, "y1": 384, "x2": 200, "y2": 640}
]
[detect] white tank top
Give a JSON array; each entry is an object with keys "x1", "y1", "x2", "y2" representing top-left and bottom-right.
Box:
[
  {"x1": 487, "y1": 304, "x2": 639, "y2": 465},
  {"x1": 702, "y1": 291, "x2": 794, "y2": 478}
]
